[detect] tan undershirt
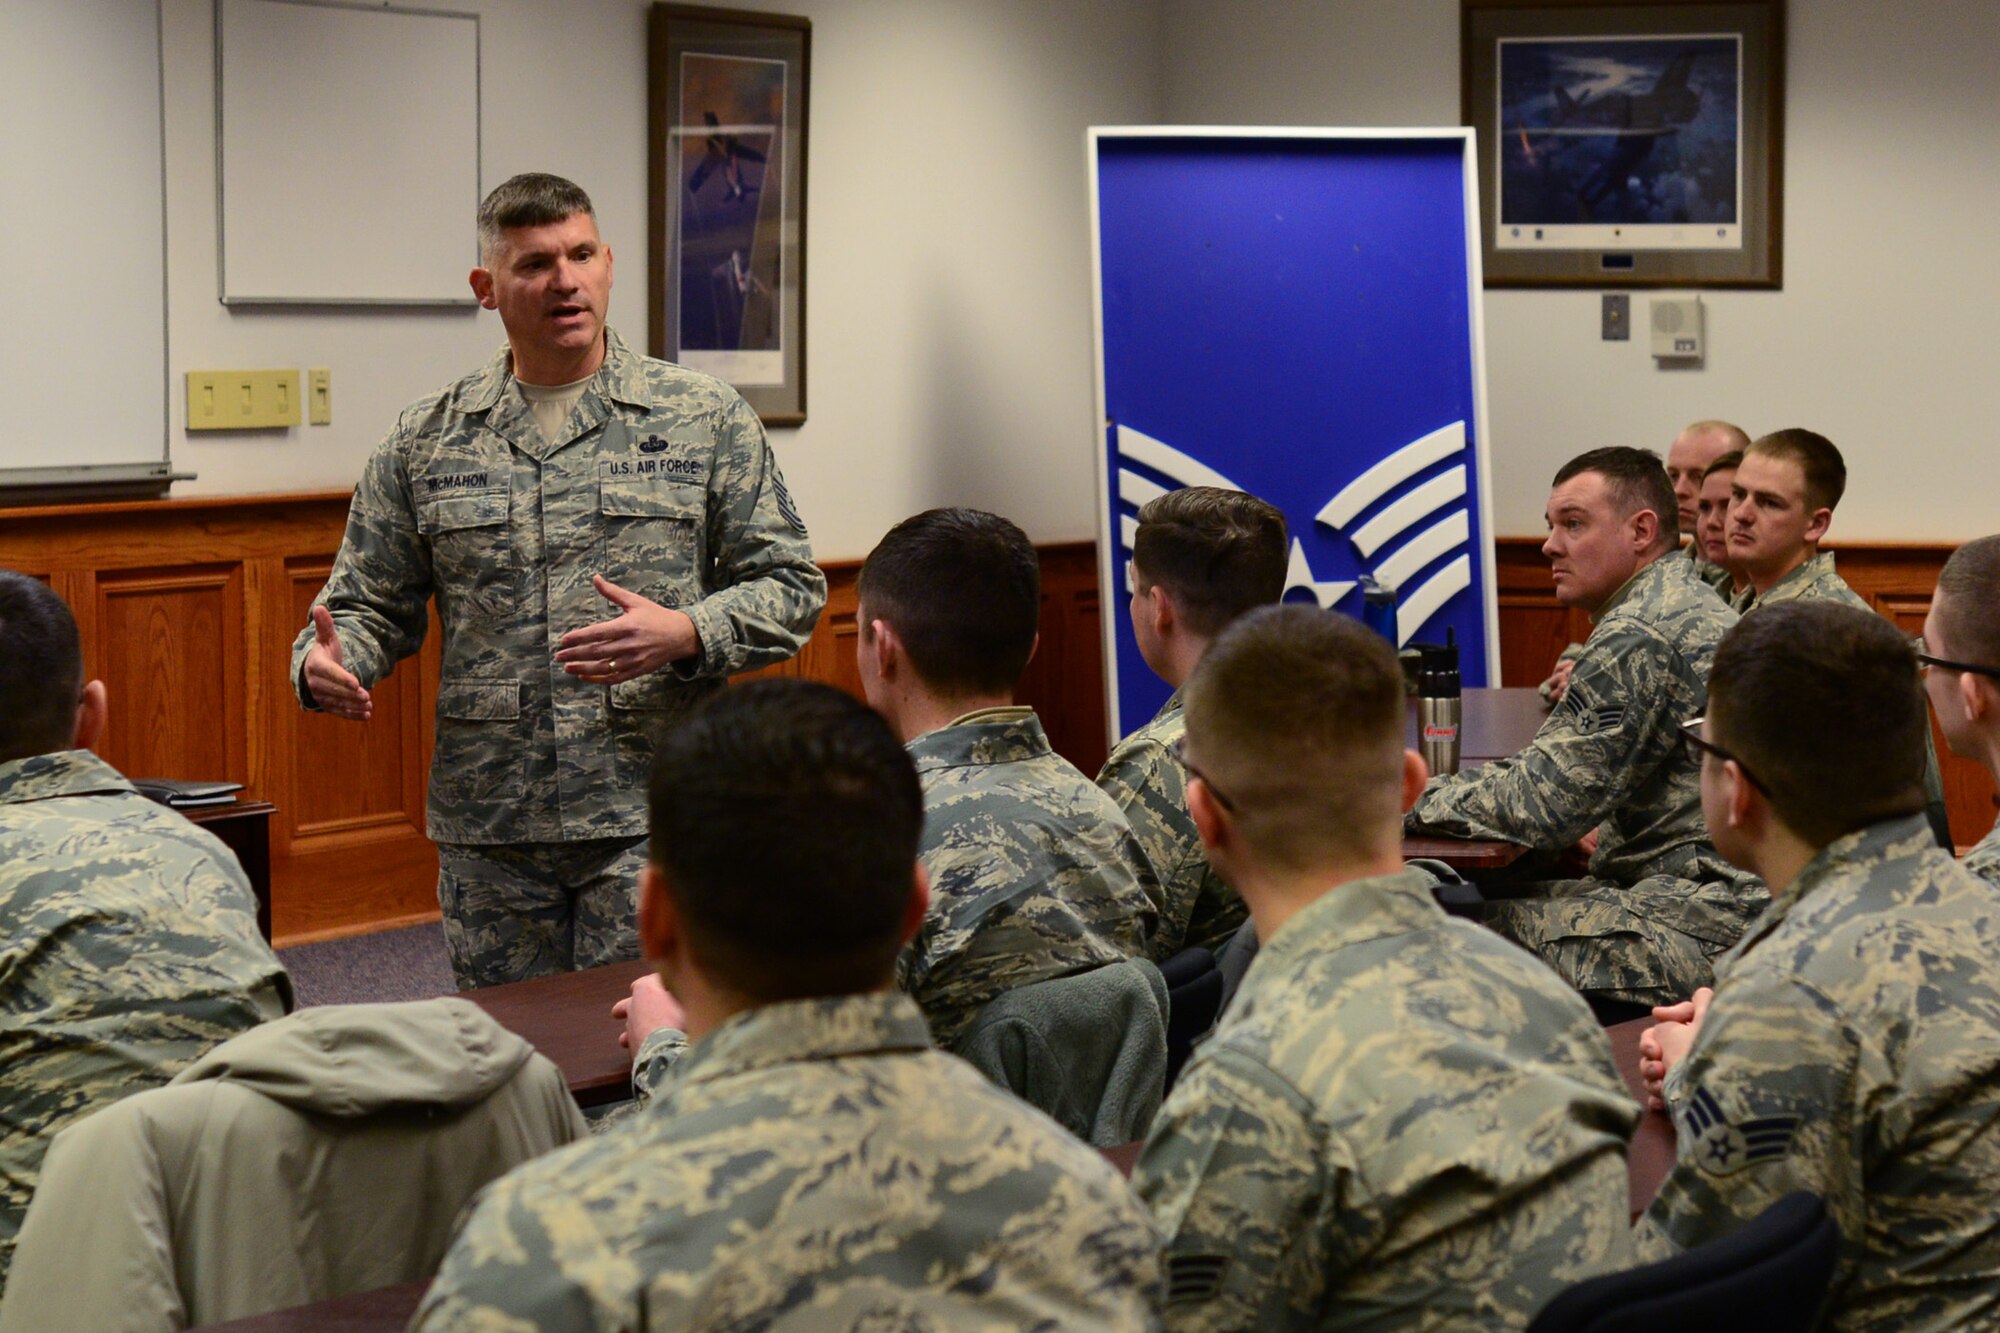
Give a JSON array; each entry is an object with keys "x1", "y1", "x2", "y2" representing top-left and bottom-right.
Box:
[{"x1": 514, "y1": 373, "x2": 592, "y2": 445}]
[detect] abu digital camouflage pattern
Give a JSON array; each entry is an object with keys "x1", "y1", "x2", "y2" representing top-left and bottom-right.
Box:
[
  {"x1": 1096, "y1": 691, "x2": 1247, "y2": 959},
  {"x1": 413, "y1": 992, "x2": 1164, "y2": 1332},
  {"x1": 437, "y1": 836, "x2": 646, "y2": 991},
  {"x1": 1134, "y1": 868, "x2": 1637, "y2": 1331},
  {"x1": 0, "y1": 751, "x2": 291, "y2": 1287},
  {"x1": 1406, "y1": 555, "x2": 1765, "y2": 1002},
  {"x1": 1739, "y1": 552, "x2": 1953, "y2": 846},
  {"x1": 904, "y1": 707, "x2": 1159, "y2": 1051},
  {"x1": 290, "y1": 328, "x2": 826, "y2": 846},
  {"x1": 1965, "y1": 824, "x2": 2000, "y2": 889},
  {"x1": 1642, "y1": 815, "x2": 2000, "y2": 1330}
]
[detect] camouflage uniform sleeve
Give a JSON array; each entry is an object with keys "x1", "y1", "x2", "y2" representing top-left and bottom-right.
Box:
[
  {"x1": 1539, "y1": 642, "x2": 1584, "y2": 702},
  {"x1": 1135, "y1": 1045, "x2": 1354, "y2": 1330},
  {"x1": 1097, "y1": 738, "x2": 1192, "y2": 953},
  {"x1": 630, "y1": 1025, "x2": 688, "y2": 1101},
  {"x1": 1637, "y1": 972, "x2": 1859, "y2": 1261},
  {"x1": 1965, "y1": 826, "x2": 2000, "y2": 889},
  {"x1": 677, "y1": 394, "x2": 828, "y2": 679},
  {"x1": 411, "y1": 1173, "x2": 605, "y2": 1331},
  {"x1": 1407, "y1": 623, "x2": 1679, "y2": 850},
  {"x1": 288, "y1": 429, "x2": 433, "y2": 706}
]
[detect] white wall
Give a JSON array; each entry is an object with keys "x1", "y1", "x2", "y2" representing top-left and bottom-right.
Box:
[
  {"x1": 165, "y1": 0, "x2": 1165, "y2": 560},
  {"x1": 1160, "y1": 0, "x2": 2000, "y2": 542}
]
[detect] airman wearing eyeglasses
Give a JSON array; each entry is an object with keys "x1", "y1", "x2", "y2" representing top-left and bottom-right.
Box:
[
  {"x1": 1135, "y1": 606, "x2": 1638, "y2": 1331},
  {"x1": 1637, "y1": 601, "x2": 2000, "y2": 1330},
  {"x1": 1921, "y1": 535, "x2": 2000, "y2": 886}
]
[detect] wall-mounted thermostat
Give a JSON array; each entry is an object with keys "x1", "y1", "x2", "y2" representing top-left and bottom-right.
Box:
[{"x1": 1651, "y1": 297, "x2": 1704, "y2": 362}]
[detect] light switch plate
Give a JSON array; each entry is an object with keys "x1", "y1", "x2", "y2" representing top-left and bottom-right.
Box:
[
  {"x1": 186, "y1": 370, "x2": 301, "y2": 430},
  {"x1": 308, "y1": 368, "x2": 332, "y2": 425}
]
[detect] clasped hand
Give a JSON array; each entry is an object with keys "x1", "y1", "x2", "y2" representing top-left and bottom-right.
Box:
[
  {"x1": 555, "y1": 575, "x2": 701, "y2": 686},
  {"x1": 1637, "y1": 986, "x2": 1713, "y2": 1111}
]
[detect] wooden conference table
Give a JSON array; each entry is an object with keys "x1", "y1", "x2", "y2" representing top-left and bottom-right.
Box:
[{"x1": 1402, "y1": 686, "x2": 1547, "y2": 872}]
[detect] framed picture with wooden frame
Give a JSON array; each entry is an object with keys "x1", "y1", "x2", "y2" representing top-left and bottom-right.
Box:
[
  {"x1": 1462, "y1": 0, "x2": 1784, "y2": 288},
  {"x1": 649, "y1": 3, "x2": 809, "y2": 425}
]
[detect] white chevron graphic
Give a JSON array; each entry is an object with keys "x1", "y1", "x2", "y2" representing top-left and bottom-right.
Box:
[
  {"x1": 1317, "y1": 421, "x2": 1466, "y2": 529},
  {"x1": 1372, "y1": 510, "x2": 1468, "y2": 593},
  {"x1": 1319, "y1": 420, "x2": 1472, "y2": 647},
  {"x1": 1398, "y1": 554, "x2": 1471, "y2": 645},
  {"x1": 1117, "y1": 425, "x2": 1243, "y2": 492},
  {"x1": 1114, "y1": 420, "x2": 1475, "y2": 640},
  {"x1": 1347, "y1": 467, "x2": 1466, "y2": 558},
  {"x1": 1117, "y1": 467, "x2": 1169, "y2": 511}
]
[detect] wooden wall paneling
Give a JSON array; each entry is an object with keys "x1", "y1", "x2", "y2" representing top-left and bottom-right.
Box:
[
  {"x1": 1491, "y1": 539, "x2": 1590, "y2": 688},
  {"x1": 93, "y1": 563, "x2": 247, "y2": 787},
  {"x1": 269, "y1": 556, "x2": 440, "y2": 943},
  {"x1": 1019, "y1": 545, "x2": 1109, "y2": 777}
]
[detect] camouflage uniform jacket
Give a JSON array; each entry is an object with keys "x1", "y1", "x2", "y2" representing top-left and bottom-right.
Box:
[
  {"x1": 1739, "y1": 549, "x2": 1854, "y2": 614},
  {"x1": 0, "y1": 750, "x2": 291, "y2": 1286},
  {"x1": 1097, "y1": 690, "x2": 1247, "y2": 959},
  {"x1": 1134, "y1": 868, "x2": 1638, "y2": 1330},
  {"x1": 1966, "y1": 819, "x2": 2000, "y2": 888},
  {"x1": 1641, "y1": 815, "x2": 2000, "y2": 1331},
  {"x1": 1406, "y1": 555, "x2": 1764, "y2": 934},
  {"x1": 289, "y1": 329, "x2": 827, "y2": 844},
  {"x1": 413, "y1": 992, "x2": 1165, "y2": 1332},
  {"x1": 1685, "y1": 540, "x2": 1730, "y2": 593},
  {"x1": 905, "y1": 707, "x2": 1159, "y2": 1051},
  {"x1": 1743, "y1": 552, "x2": 1952, "y2": 846}
]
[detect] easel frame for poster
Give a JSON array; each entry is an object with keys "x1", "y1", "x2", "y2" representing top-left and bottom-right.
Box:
[{"x1": 1086, "y1": 127, "x2": 1500, "y2": 745}]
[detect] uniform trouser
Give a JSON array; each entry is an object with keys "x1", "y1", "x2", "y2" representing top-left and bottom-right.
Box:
[
  {"x1": 1479, "y1": 877, "x2": 1733, "y2": 1009},
  {"x1": 436, "y1": 837, "x2": 648, "y2": 990}
]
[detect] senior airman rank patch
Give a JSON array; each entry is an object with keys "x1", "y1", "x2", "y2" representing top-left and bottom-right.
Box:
[{"x1": 1683, "y1": 1084, "x2": 1800, "y2": 1176}]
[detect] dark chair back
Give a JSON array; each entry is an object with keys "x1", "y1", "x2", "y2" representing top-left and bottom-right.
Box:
[
  {"x1": 1158, "y1": 946, "x2": 1222, "y2": 1090},
  {"x1": 1528, "y1": 1191, "x2": 1838, "y2": 1333}
]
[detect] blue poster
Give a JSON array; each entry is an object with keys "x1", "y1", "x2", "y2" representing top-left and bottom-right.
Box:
[{"x1": 1092, "y1": 131, "x2": 1498, "y2": 737}]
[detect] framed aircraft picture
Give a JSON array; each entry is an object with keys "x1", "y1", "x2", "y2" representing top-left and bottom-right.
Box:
[
  {"x1": 650, "y1": 4, "x2": 810, "y2": 425},
  {"x1": 1462, "y1": 0, "x2": 1784, "y2": 288}
]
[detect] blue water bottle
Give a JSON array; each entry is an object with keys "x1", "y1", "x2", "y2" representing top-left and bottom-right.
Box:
[{"x1": 1358, "y1": 577, "x2": 1398, "y2": 646}]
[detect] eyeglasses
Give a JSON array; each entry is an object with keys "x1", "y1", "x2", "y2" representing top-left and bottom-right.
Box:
[
  {"x1": 1911, "y1": 635, "x2": 2000, "y2": 682},
  {"x1": 1678, "y1": 715, "x2": 1771, "y2": 795},
  {"x1": 1171, "y1": 737, "x2": 1236, "y2": 812}
]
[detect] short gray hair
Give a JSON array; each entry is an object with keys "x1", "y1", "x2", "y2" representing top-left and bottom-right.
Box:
[{"x1": 477, "y1": 173, "x2": 594, "y2": 265}]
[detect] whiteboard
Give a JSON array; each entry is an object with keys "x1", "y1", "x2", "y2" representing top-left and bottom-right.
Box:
[
  {"x1": 0, "y1": 0, "x2": 171, "y2": 491},
  {"x1": 217, "y1": 0, "x2": 480, "y2": 305}
]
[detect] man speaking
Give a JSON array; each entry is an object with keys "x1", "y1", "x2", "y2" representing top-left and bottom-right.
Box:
[{"x1": 292, "y1": 174, "x2": 825, "y2": 988}]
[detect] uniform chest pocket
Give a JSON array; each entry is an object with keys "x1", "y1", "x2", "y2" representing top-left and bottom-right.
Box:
[
  {"x1": 598, "y1": 479, "x2": 703, "y2": 601},
  {"x1": 416, "y1": 486, "x2": 513, "y2": 612},
  {"x1": 417, "y1": 487, "x2": 509, "y2": 534}
]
